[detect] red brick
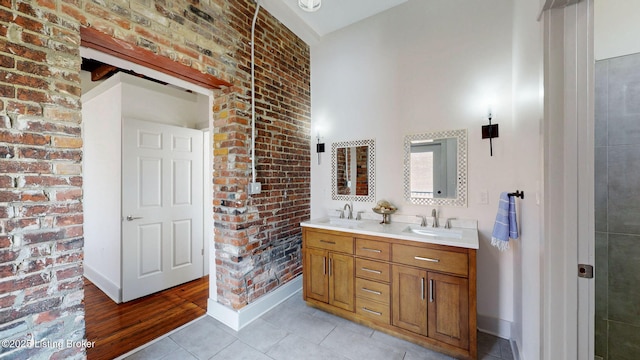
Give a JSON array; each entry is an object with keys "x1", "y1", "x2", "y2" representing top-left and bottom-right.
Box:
[
  {"x1": 16, "y1": 2, "x2": 36, "y2": 17},
  {"x1": 60, "y1": 4, "x2": 87, "y2": 26},
  {"x1": 64, "y1": 225, "x2": 82, "y2": 238},
  {"x1": 0, "y1": 84, "x2": 15, "y2": 98},
  {"x1": 0, "y1": 175, "x2": 13, "y2": 188},
  {"x1": 0, "y1": 236, "x2": 11, "y2": 248},
  {"x1": 0, "y1": 273, "x2": 46, "y2": 293},
  {"x1": 17, "y1": 88, "x2": 50, "y2": 103},
  {"x1": 0, "y1": 161, "x2": 52, "y2": 174},
  {"x1": 16, "y1": 60, "x2": 51, "y2": 77},
  {"x1": 21, "y1": 31, "x2": 48, "y2": 47},
  {"x1": 5, "y1": 218, "x2": 39, "y2": 233},
  {"x1": 0, "y1": 53, "x2": 14, "y2": 68},
  {"x1": 22, "y1": 228, "x2": 65, "y2": 245},
  {"x1": 13, "y1": 15, "x2": 45, "y2": 34},
  {"x1": 20, "y1": 175, "x2": 70, "y2": 187},
  {"x1": 35, "y1": 0, "x2": 56, "y2": 10},
  {"x1": 55, "y1": 266, "x2": 81, "y2": 281},
  {"x1": 0, "y1": 131, "x2": 50, "y2": 145},
  {"x1": 17, "y1": 203, "x2": 82, "y2": 217},
  {"x1": 85, "y1": 3, "x2": 131, "y2": 30},
  {"x1": 0, "y1": 190, "x2": 20, "y2": 202},
  {"x1": 6, "y1": 101, "x2": 43, "y2": 116},
  {"x1": 54, "y1": 214, "x2": 83, "y2": 227},
  {"x1": 0, "y1": 295, "x2": 15, "y2": 308}
]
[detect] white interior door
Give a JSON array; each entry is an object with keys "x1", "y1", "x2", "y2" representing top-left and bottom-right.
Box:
[{"x1": 122, "y1": 118, "x2": 204, "y2": 302}]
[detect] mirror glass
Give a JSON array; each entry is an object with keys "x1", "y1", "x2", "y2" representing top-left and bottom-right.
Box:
[
  {"x1": 332, "y1": 139, "x2": 375, "y2": 202},
  {"x1": 404, "y1": 129, "x2": 467, "y2": 206}
]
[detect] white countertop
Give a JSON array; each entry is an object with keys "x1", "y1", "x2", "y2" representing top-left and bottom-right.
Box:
[{"x1": 301, "y1": 217, "x2": 479, "y2": 249}]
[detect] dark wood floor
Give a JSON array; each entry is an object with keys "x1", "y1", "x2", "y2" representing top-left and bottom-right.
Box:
[{"x1": 84, "y1": 276, "x2": 209, "y2": 360}]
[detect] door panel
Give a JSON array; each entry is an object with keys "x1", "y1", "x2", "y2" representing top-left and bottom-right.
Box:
[
  {"x1": 138, "y1": 223, "x2": 162, "y2": 276},
  {"x1": 392, "y1": 265, "x2": 428, "y2": 335},
  {"x1": 428, "y1": 272, "x2": 469, "y2": 348},
  {"x1": 140, "y1": 157, "x2": 162, "y2": 207},
  {"x1": 172, "y1": 219, "x2": 192, "y2": 268},
  {"x1": 329, "y1": 252, "x2": 354, "y2": 311},
  {"x1": 305, "y1": 248, "x2": 329, "y2": 303},
  {"x1": 172, "y1": 159, "x2": 192, "y2": 205},
  {"x1": 122, "y1": 118, "x2": 204, "y2": 302}
]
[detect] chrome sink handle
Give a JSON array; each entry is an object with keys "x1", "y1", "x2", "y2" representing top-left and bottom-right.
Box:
[
  {"x1": 444, "y1": 218, "x2": 456, "y2": 229},
  {"x1": 431, "y1": 209, "x2": 438, "y2": 228},
  {"x1": 415, "y1": 215, "x2": 427, "y2": 227}
]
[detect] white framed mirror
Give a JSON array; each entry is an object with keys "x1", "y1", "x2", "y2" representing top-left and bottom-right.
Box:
[
  {"x1": 332, "y1": 139, "x2": 375, "y2": 202},
  {"x1": 404, "y1": 129, "x2": 467, "y2": 206}
]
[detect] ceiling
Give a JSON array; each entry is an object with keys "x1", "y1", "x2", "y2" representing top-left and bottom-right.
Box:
[{"x1": 261, "y1": 0, "x2": 408, "y2": 44}]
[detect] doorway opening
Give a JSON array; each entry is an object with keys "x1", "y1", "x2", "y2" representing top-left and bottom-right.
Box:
[
  {"x1": 80, "y1": 48, "x2": 216, "y2": 359},
  {"x1": 593, "y1": 53, "x2": 640, "y2": 360}
]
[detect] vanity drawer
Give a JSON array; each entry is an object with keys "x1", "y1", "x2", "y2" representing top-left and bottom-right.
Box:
[
  {"x1": 356, "y1": 297, "x2": 390, "y2": 324},
  {"x1": 355, "y1": 238, "x2": 390, "y2": 261},
  {"x1": 305, "y1": 230, "x2": 354, "y2": 254},
  {"x1": 355, "y1": 258, "x2": 390, "y2": 282},
  {"x1": 355, "y1": 278, "x2": 390, "y2": 304},
  {"x1": 392, "y1": 244, "x2": 468, "y2": 276}
]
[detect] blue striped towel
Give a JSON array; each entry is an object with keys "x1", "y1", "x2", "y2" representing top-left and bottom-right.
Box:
[{"x1": 491, "y1": 192, "x2": 519, "y2": 251}]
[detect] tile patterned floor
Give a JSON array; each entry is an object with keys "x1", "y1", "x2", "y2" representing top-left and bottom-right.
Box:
[{"x1": 120, "y1": 291, "x2": 514, "y2": 360}]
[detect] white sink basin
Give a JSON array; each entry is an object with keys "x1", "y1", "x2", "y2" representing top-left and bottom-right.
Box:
[
  {"x1": 403, "y1": 226, "x2": 463, "y2": 239},
  {"x1": 328, "y1": 218, "x2": 365, "y2": 227}
]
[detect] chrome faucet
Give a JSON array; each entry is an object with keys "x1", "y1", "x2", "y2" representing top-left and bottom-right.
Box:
[
  {"x1": 444, "y1": 218, "x2": 455, "y2": 229},
  {"x1": 344, "y1": 203, "x2": 353, "y2": 220},
  {"x1": 416, "y1": 215, "x2": 427, "y2": 227},
  {"x1": 431, "y1": 209, "x2": 438, "y2": 228}
]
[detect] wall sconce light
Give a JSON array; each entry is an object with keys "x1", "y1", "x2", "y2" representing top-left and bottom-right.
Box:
[
  {"x1": 481, "y1": 107, "x2": 499, "y2": 156},
  {"x1": 316, "y1": 134, "x2": 325, "y2": 165},
  {"x1": 299, "y1": 0, "x2": 321, "y2": 12}
]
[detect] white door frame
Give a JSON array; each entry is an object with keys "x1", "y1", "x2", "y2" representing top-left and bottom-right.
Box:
[
  {"x1": 540, "y1": 0, "x2": 594, "y2": 359},
  {"x1": 80, "y1": 46, "x2": 217, "y2": 302}
]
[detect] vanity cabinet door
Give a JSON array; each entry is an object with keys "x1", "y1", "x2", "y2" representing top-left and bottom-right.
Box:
[
  {"x1": 428, "y1": 272, "x2": 469, "y2": 349},
  {"x1": 392, "y1": 265, "x2": 428, "y2": 335},
  {"x1": 329, "y1": 252, "x2": 355, "y2": 312},
  {"x1": 304, "y1": 248, "x2": 354, "y2": 311},
  {"x1": 304, "y1": 247, "x2": 329, "y2": 303}
]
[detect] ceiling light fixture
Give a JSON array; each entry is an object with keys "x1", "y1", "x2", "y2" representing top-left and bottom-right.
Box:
[{"x1": 298, "y1": 0, "x2": 321, "y2": 12}]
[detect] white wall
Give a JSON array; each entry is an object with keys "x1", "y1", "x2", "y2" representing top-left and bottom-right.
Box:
[
  {"x1": 82, "y1": 77, "x2": 123, "y2": 302},
  {"x1": 595, "y1": 0, "x2": 640, "y2": 60},
  {"x1": 311, "y1": 0, "x2": 534, "y2": 337}
]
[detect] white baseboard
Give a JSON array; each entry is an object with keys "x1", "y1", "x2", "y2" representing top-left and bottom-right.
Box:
[
  {"x1": 207, "y1": 275, "x2": 303, "y2": 331},
  {"x1": 477, "y1": 314, "x2": 512, "y2": 339},
  {"x1": 84, "y1": 265, "x2": 121, "y2": 303}
]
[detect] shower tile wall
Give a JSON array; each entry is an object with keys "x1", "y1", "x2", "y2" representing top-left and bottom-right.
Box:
[{"x1": 595, "y1": 52, "x2": 640, "y2": 360}]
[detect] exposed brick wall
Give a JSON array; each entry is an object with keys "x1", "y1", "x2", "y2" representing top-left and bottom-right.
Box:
[{"x1": 1, "y1": 0, "x2": 310, "y2": 357}]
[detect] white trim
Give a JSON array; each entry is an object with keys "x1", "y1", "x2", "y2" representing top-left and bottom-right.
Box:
[
  {"x1": 477, "y1": 314, "x2": 512, "y2": 339},
  {"x1": 541, "y1": 1, "x2": 594, "y2": 359},
  {"x1": 84, "y1": 265, "x2": 121, "y2": 303},
  {"x1": 207, "y1": 276, "x2": 303, "y2": 331},
  {"x1": 510, "y1": 338, "x2": 522, "y2": 360}
]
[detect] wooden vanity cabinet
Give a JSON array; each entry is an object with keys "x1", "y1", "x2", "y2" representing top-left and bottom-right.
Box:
[
  {"x1": 303, "y1": 229, "x2": 354, "y2": 312},
  {"x1": 302, "y1": 227, "x2": 477, "y2": 360}
]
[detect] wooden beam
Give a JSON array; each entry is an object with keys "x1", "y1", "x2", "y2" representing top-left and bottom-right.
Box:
[
  {"x1": 80, "y1": 26, "x2": 232, "y2": 90},
  {"x1": 91, "y1": 64, "x2": 117, "y2": 81}
]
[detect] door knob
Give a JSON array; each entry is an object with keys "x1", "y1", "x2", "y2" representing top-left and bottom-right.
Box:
[{"x1": 126, "y1": 215, "x2": 143, "y2": 221}]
